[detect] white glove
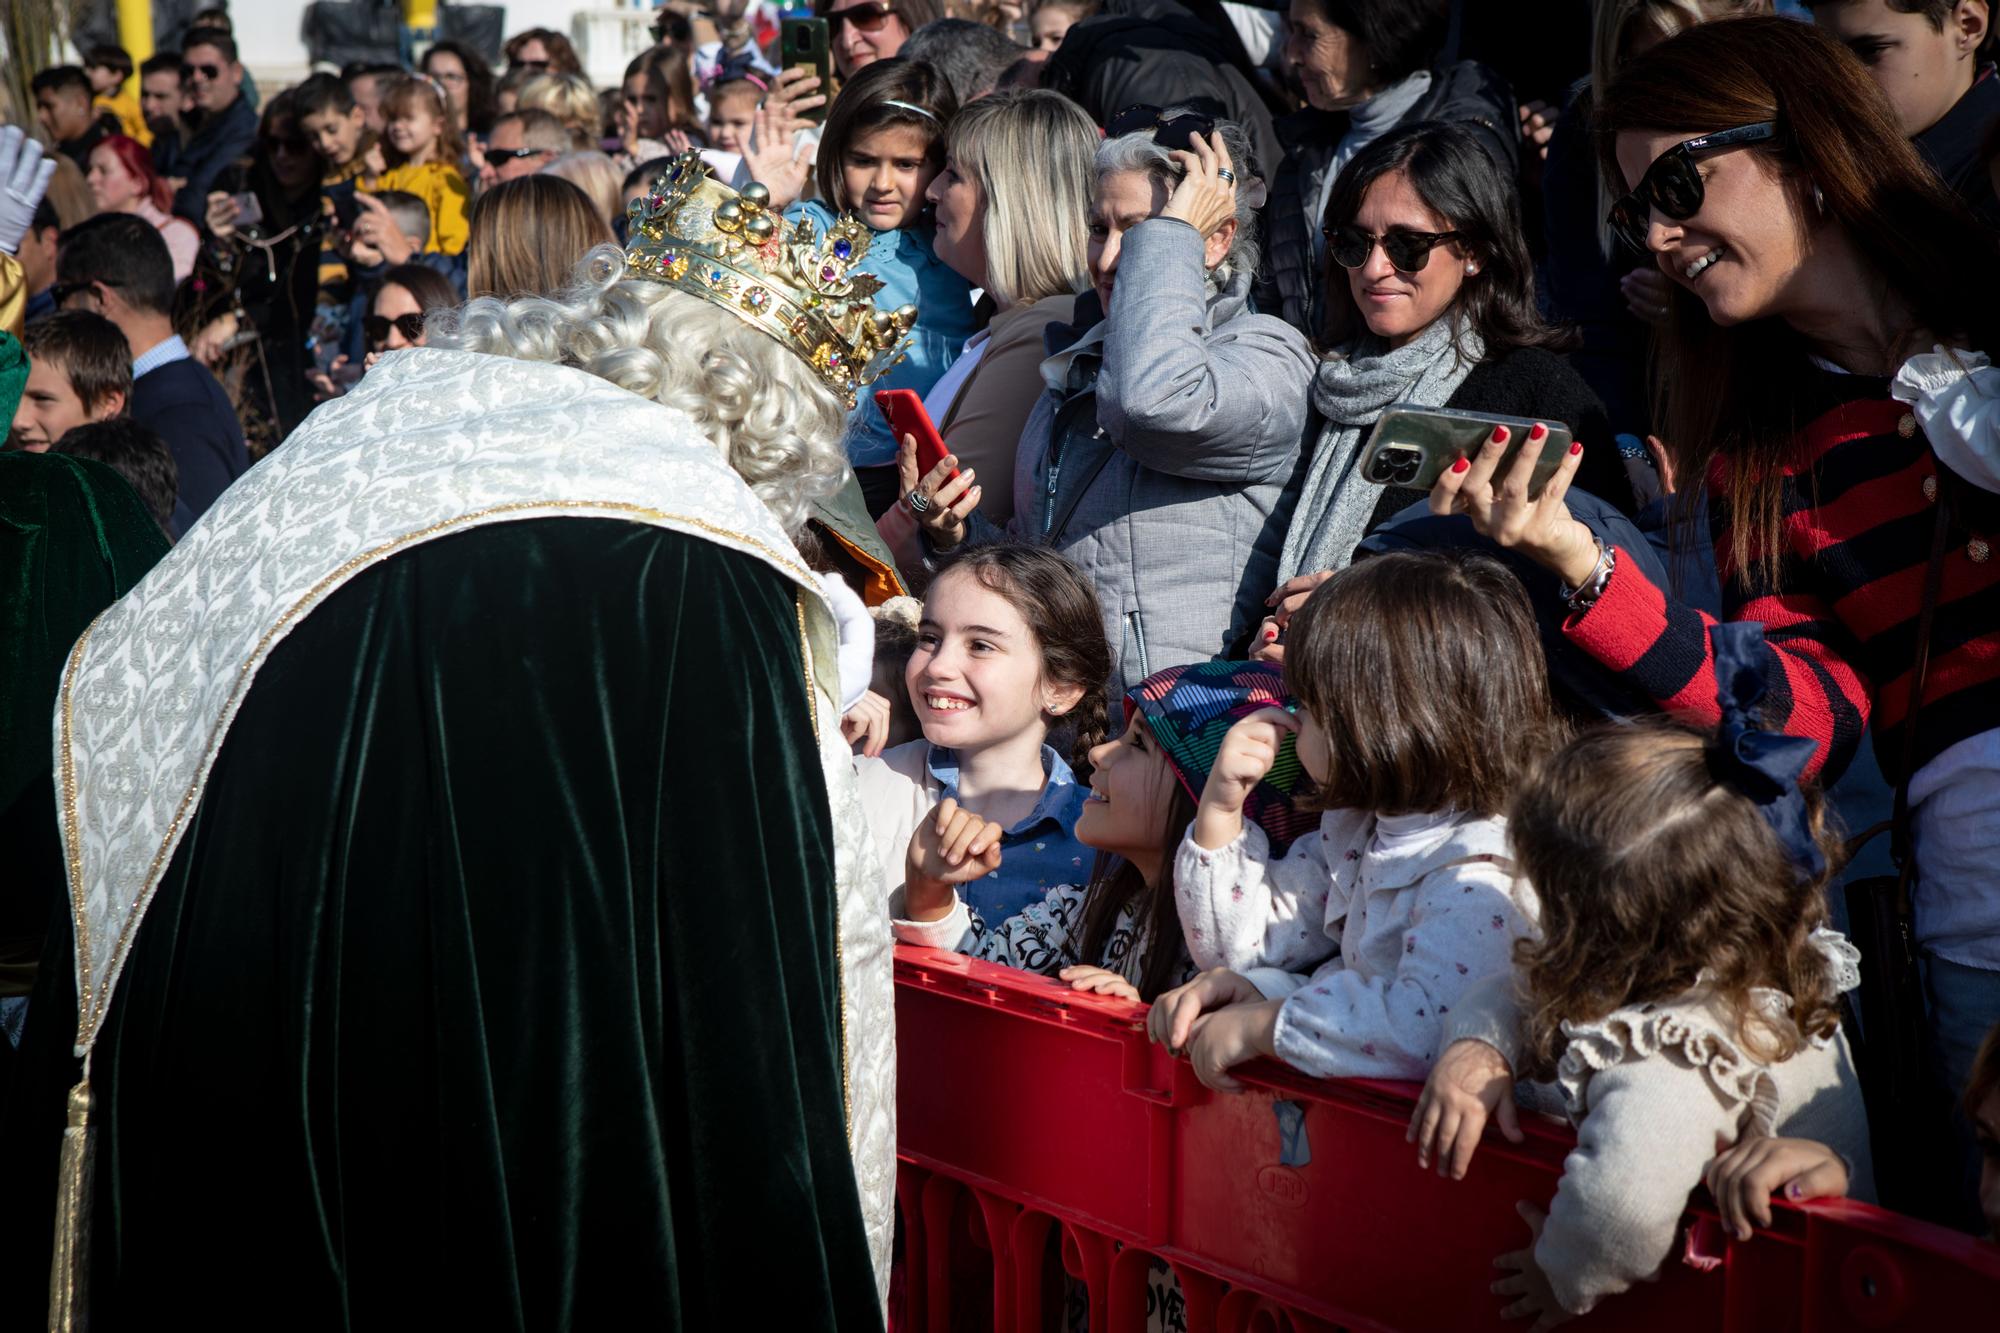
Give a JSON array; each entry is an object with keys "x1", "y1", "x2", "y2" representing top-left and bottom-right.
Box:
[
  {"x1": 0, "y1": 126, "x2": 57, "y2": 257},
  {"x1": 1893, "y1": 344, "x2": 2000, "y2": 496},
  {"x1": 813, "y1": 569, "x2": 877, "y2": 714}
]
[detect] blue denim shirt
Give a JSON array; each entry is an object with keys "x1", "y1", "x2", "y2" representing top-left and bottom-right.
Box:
[
  {"x1": 925, "y1": 743, "x2": 1095, "y2": 922},
  {"x1": 785, "y1": 200, "x2": 978, "y2": 468}
]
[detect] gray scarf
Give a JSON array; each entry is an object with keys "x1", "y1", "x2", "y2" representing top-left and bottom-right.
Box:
[{"x1": 1276, "y1": 319, "x2": 1484, "y2": 583}]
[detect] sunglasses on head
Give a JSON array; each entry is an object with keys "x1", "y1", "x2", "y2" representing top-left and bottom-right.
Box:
[
  {"x1": 366, "y1": 312, "x2": 426, "y2": 347},
  {"x1": 1324, "y1": 223, "x2": 1462, "y2": 273},
  {"x1": 1607, "y1": 120, "x2": 1777, "y2": 255},
  {"x1": 183, "y1": 62, "x2": 224, "y2": 81},
  {"x1": 827, "y1": 0, "x2": 900, "y2": 32},
  {"x1": 1105, "y1": 104, "x2": 1217, "y2": 153}
]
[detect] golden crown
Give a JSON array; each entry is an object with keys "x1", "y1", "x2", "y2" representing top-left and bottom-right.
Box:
[{"x1": 623, "y1": 153, "x2": 919, "y2": 407}]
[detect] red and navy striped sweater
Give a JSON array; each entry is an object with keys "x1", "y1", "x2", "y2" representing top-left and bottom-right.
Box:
[{"x1": 1566, "y1": 376, "x2": 2000, "y2": 786}]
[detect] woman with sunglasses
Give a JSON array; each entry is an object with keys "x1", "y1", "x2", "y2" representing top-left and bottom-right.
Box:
[
  {"x1": 817, "y1": 0, "x2": 944, "y2": 80},
  {"x1": 1436, "y1": 16, "x2": 2000, "y2": 1228},
  {"x1": 1257, "y1": 0, "x2": 1517, "y2": 339},
  {"x1": 365, "y1": 263, "x2": 457, "y2": 360},
  {"x1": 1261, "y1": 121, "x2": 1629, "y2": 641},
  {"x1": 905, "y1": 111, "x2": 1313, "y2": 706}
]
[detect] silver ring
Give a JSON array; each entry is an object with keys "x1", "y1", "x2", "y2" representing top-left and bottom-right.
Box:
[
  {"x1": 906, "y1": 490, "x2": 932, "y2": 515},
  {"x1": 1216, "y1": 167, "x2": 1236, "y2": 184}
]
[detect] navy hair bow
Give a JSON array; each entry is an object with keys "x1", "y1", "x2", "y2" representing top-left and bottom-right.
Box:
[{"x1": 1709, "y1": 621, "x2": 1826, "y2": 881}]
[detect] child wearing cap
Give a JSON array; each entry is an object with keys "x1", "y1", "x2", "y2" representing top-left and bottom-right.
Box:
[
  {"x1": 1148, "y1": 551, "x2": 1559, "y2": 1089},
  {"x1": 893, "y1": 657, "x2": 1315, "y2": 1004}
]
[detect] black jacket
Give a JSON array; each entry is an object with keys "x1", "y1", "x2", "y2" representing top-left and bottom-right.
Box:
[
  {"x1": 1915, "y1": 64, "x2": 2000, "y2": 223},
  {"x1": 1361, "y1": 344, "x2": 1634, "y2": 531},
  {"x1": 129, "y1": 355, "x2": 249, "y2": 527},
  {"x1": 1257, "y1": 61, "x2": 1519, "y2": 340},
  {"x1": 1044, "y1": 0, "x2": 1282, "y2": 178},
  {"x1": 170, "y1": 92, "x2": 259, "y2": 223}
]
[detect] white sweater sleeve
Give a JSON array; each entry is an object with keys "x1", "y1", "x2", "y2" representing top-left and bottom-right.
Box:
[
  {"x1": 1268, "y1": 861, "x2": 1533, "y2": 1080},
  {"x1": 1173, "y1": 820, "x2": 1337, "y2": 976},
  {"x1": 1536, "y1": 1057, "x2": 1742, "y2": 1316}
]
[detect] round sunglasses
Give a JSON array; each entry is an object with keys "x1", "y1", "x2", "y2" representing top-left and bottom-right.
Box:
[
  {"x1": 1324, "y1": 224, "x2": 1462, "y2": 273},
  {"x1": 1607, "y1": 121, "x2": 1777, "y2": 255}
]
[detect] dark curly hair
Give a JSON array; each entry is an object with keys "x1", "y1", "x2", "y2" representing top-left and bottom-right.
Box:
[{"x1": 1511, "y1": 719, "x2": 1848, "y2": 1082}]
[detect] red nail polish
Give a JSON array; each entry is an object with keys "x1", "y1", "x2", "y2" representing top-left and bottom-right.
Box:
[
  {"x1": 1451, "y1": 456, "x2": 1470, "y2": 474},
  {"x1": 1569, "y1": 441, "x2": 1583, "y2": 456},
  {"x1": 1263, "y1": 626, "x2": 1278, "y2": 641},
  {"x1": 1491, "y1": 425, "x2": 1510, "y2": 444},
  {"x1": 1528, "y1": 422, "x2": 1548, "y2": 442}
]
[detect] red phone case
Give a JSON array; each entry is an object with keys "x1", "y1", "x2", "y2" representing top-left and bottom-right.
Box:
[{"x1": 875, "y1": 389, "x2": 957, "y2": 481}]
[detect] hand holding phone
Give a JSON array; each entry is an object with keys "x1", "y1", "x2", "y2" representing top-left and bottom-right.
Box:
[
  {"x1": 779, "y1": 18, "x2": 832, "y2": 124},
  {"x1": 875, "y1": 389, "x2": 955, "y2": 482},
  {"x1": 1359, "y1": 404, "x2": 1573, "y2": 496}
]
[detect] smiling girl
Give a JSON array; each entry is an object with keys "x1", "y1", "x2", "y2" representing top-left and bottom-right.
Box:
[
  {"x1": 857, "y1": 545, "x2": 1106, "y2": 924},
  {"x1": 892, "y1": 657, "x2": 1316, "y2": 1004},
  {"x1": 780, "y1": 58, "x2": 976, "y2": 515},
  {"x1": 366, "y1": 76, "x2": 471, "y2": 254}
]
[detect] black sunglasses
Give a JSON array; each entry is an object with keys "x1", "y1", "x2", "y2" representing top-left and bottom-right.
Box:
[
  {"x1": 183, "y1": 61, "x2": 225, "y2": 81},
  {"x1": 1105, "y1": 104, "x2": 1216, "y2": 153},
  {"x1": 826, "y1": 1, "x2": 899, "y2": 32},
  {"x1": 483, "y1": 146, "x2": 551, "y2": 164},
  {"x1": 1325, "y1": 224, "x2": 1462, "y2": 273},
  {"x1": 366, "y1": 312, "x2": 426, "y2": 347},
  {"x1": 510, "y1": 58, "x2": 551, "y2": 73},
  {"x1": 1608, "y1": 121, "x2": 1777, "y2": 254}
]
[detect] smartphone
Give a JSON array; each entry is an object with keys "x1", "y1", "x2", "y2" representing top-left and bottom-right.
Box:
[
  {"x1": 325, "y1": 181, "x2": 361, "y2": 229},
  {"x1": 229, "y1": 190, "x2": 264, "y2": 228},
  {"x1": 1358, "y1": 404, "x2": 1574, "y2": 495},
  {"x1": 875, "y1": 388, "x2": 956, "y2": 482},
  {"x1": 780, "y1": 17, "x2": 831, "y2": 124}
]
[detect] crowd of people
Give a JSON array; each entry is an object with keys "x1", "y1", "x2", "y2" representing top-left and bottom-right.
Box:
[{"x1": 4, "y1": 0, "x2": 2000, "y2": 1326}]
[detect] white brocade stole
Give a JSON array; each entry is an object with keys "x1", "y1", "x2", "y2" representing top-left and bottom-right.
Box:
[{"x1": 47, "y1": 348, "x2": 896, "y2": 1321}]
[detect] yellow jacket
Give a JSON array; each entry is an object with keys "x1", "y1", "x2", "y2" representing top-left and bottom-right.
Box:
[
  {"x1": 95, "y1": 91, "x2": 151, "y2": 147},
  {"x1": 367, "y1": 159, "x2": 471, "y2": 256}
]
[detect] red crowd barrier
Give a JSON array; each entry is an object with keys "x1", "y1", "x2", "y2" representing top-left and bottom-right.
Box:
[{"x1": 893, "y1": 945, "x2": 2000, "y2": 1332}]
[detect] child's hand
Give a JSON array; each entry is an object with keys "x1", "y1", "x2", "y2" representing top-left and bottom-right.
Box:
[
  {"x1": 1408, "y1": 1038, "x2": 1522, "y2": 1180},
  {"x1": 1184, "y1": 998, "x2": 1282, "y2": 1092},
  {"x1": 1192, "y1": 707, "x2": 1296, "y2": 850},
  {"x1": 1147, "y1": 967, "x2": 1264, "y2": 1053},
  {"x1": 362, "y1": 142, "x2": 387, "y2": 178},
  {"x1": 841, "y1": 689, "x2": 894, "y2": 758},
  {"x1": 905, "y1": 796, "x2": 1004, "y2": 904},
  {"x1": 1702, "y1": 1135, "x2": 1850, "y2": 1241},
  {"x1": 1058, "y1": 965, "x2": 1140, "y2": 1002},
  {"x1": 1493, "y1": 1203, "x2": 1571, "y2": 1329}
]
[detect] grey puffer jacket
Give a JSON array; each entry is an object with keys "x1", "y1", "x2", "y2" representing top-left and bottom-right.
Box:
[{"x1": 962, "y1": 219, "x2": 1314, "y2": 706}]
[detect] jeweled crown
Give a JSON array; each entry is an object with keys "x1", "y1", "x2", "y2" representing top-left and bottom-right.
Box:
[{"x1": 623, "y1": 153, "x2": 918, "y2": 407}]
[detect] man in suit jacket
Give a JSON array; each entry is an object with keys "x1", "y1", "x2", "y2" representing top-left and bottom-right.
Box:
[{"x1": 55, "y1": 213, "x2": 247, "y2": 529}]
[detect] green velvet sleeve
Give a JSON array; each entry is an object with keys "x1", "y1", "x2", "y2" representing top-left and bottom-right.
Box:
[
  {"x1": 0, "y1": 453, "x2": 169, "y2": 998},
  {"x1": 1, "y1": 517, "x2": 881, "y2": 1331}
]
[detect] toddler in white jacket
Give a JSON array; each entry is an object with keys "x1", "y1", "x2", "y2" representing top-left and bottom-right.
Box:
[{"x1": 1147, "y1": 551, "x2": 1558, "y2": 1089}]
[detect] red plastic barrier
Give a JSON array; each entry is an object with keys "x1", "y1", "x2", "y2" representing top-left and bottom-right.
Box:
[{"x1": 894, "y1": 946, "x2": 2000, "y2": 1332}]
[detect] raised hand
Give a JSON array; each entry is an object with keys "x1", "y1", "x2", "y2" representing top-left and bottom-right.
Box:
[
  {"x1": 1426, "y1": 422, "x2": 1601, "y2": 588},
  {"x1": 905, "y1": 796, "x2": 1005, "y2": 918},
  {"x1": 1160, "y1": 130, "x2": 1239, "y2": 239},
  {"x1": 1192, "y1": 707, "x2": 1296, "y2": 850},
  {"x1": 895, "y1": 433, "x2": 980, "y2": 552}
]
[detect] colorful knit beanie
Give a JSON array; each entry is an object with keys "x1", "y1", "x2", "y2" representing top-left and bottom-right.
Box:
[{"x1": 1124, "y1": 660, "x2": 1317, "y2": 854}]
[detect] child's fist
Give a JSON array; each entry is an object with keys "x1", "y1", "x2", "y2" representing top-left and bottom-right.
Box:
[
  {"x1": 907, "y1": 797, "x2": 1005, "y2": 891},
  {"x1": 1205, "y1": 707, "x2": 1298, "y2": 811}
]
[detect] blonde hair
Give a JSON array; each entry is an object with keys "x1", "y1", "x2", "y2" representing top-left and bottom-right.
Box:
[
  {"x1": 380, "y1": 74, "x2": 467, "y2": 166},
  {"x1": 517, "y1": 71, "x2": 603, "y2": 149},
  {"x1": 543, "y1": 150, "x2": 625, "y2": 231},
  {"x1": 464, "y1": 174, "x2": 614, "y2": 300},
  {"x1": 431, "y1": 246, "x2": 848, "y2": 537},
  {"x1": 945, "y1": 89, "x2": 1095, "y2": 306}
]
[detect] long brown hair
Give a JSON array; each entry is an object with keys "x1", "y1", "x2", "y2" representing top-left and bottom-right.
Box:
[
  {"x1": 1282, "y1": 551, "x2": 1562, "y2": 818},
  {"x1": 1075, "y1": 742, "x2": 1198, "y2": 1002},
  {"x1": 1511, "y1": 720, "x2": 1847, "y2": 1081},
  {"x1": 1595, "y1": 16, "x2": 2000, "y2": 586},
  {"x1": 465, "y1": 175, "x2": 614, "y2": 299}
]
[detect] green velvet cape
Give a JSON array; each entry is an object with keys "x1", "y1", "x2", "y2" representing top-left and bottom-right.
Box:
[
  {"x1": 0, "y1": 453, "x2": 169, "y2": 1001},
  {"x1": 2, "y1": 518, "x2": 881, "y2": 1331}
]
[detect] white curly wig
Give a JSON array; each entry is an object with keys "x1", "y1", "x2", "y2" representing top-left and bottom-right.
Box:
[{"x1": 429, "y1": 245, "x2": 848, "y2": 537}]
